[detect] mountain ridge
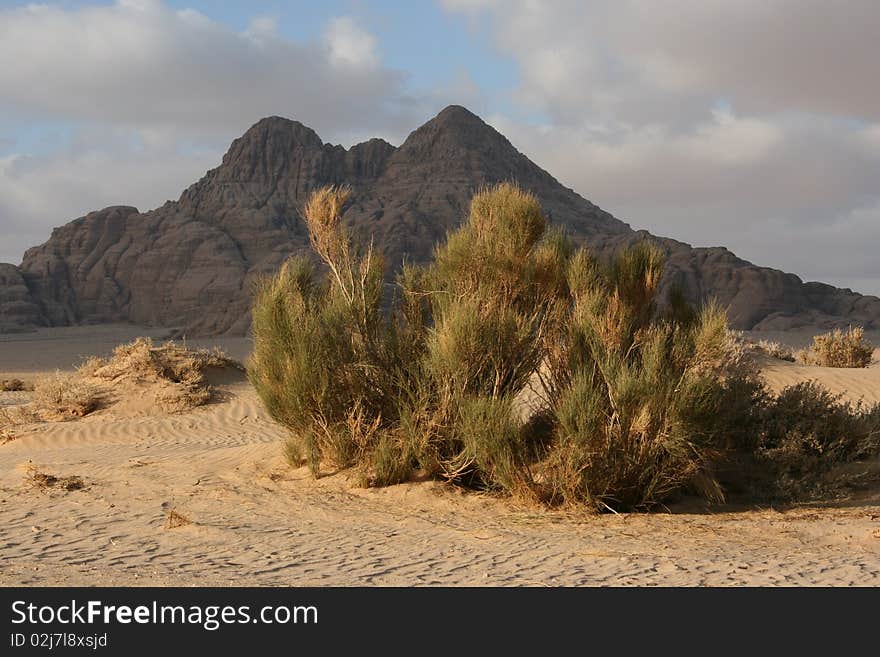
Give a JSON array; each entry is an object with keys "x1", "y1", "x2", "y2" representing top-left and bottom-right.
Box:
[{"x1": 3, "y1": 105, "x2": 879, "y2": 334}]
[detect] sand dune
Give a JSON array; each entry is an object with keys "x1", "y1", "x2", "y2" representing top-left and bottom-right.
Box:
[
  {"x1": 1, "y1": 327, "x2": 879, "y2": 586},
  {"x1": 760, "y1": 348, "x2": 880, "y2": 406}
]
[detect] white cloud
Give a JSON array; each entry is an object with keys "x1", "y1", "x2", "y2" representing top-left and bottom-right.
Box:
[
  {"x1": 444, "y1": 0, "x2": 880, "y2": 296},
  {"x1": 449, "y1": 0, "x2": 880, "y2": 124},
  {"x1": 324, "y1": 16, "x2": 380, "y2": 70},
  {"x1": 0, "y1": 2, "x2": 411, "y2": 140},
  {"x1": 0, "y1": 130, "x2": 221, "y2": 264},
  {"x1": 0, "y1": 1, "x2": 428, "y2": 264}
]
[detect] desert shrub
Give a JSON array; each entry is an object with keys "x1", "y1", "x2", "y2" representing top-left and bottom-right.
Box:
[
  {"x1": 536, "y1": 244, "x2": 763, "y2": 511},
  {"x1": 0, "y1": 340, "x2": 234, "y2": 435},
  {"x1": 250, "y1": 183, "x2": 568, "y2": 486},
  {"x1": 745, "y1": 338, "x2": 795, "y2": 362},
  {"x1": 1, "y1": 378, "x2": 32, "y2": 392},
  {"x1": 797, "y1": 327, "x2": 873, "y2": 368},
  {"x1": 255, "y1": 182, "x2": 876, "y2": 512},
  {"x1": 451, "y1": 395, "x2": 534, "y2": 495},
  {"x1": 745, "y1": 381, "x2": 880, "y2": 499},
  {"x1": 33, "y1": 371, "x2": 101, "y2": 419},
  {"x1": 84, "y1": 337, "x2": 237, "y2": 383},
  {"x1": 154, "y1": 382, "x2": 213, "y2": 413},
  {"x1": 80, "y1": 337, "x2": 236, "y2": 413},
  {"x1": 402, "y1": 183, "x2": 570, "y2": 486},
  {"x1": 248, "y1": 186, "x2": 399, "y2": 476}
]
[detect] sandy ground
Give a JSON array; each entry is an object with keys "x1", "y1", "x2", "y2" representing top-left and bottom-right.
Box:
[
  {"x1": 750, "y1": 329, "x2": 880, "y2": 406},
  {"x1": 1, "y1": 326, "x2": 879, "y2": 586}
]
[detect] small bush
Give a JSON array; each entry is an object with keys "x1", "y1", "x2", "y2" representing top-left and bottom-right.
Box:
[
  {"x1": 537, "y1": 247, "x2": 762, "y2": 511},
  {"x1": 1, "y1": 378, "x2": 32, "y2": 392},
  {"x1": 83, "y1": 337, "x2": 237, "y2": 413},
  {"x1": 24, "y1": 464, "x2": 85, "y2": 492},
  {"x1": 798, "y1": 327, "x2": 873, "y2": 368},
  {"x1": 0, "y1": 339, "x2": 235, "y2": 438},
  {"x1": 745, "y1": 338, "x2": 795, "y2": 362},
  {"x1": 154, "y1": 382, "x2": 213, "y2": 414},
  {"x1": 734, "y1": 381, "x2": 880, "y2": 499},
  {"x1": 33, "y1": 371, "x2": 101, "y2": 419},
  {"x1": 84, "y1": 337, "x2": 238, "y2": 385}
]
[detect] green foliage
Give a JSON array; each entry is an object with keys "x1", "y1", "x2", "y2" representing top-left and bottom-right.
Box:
[
  {"x1": 249, "y1": 182, "x2": 880, "y2": 512},
  {"x1": 248, "y1": 186, "x2": 395, "y2": 476},
  {"x1": 748, "y1": 381, "x2": 880, "y2": 498},
  {"x1": 539, "y1": 248, "x2": 761, "y2": 510}
]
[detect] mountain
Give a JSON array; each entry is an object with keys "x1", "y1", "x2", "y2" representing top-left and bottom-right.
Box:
[{"x1": 3, "y1": 105, "x2": 879, "y2": 334}]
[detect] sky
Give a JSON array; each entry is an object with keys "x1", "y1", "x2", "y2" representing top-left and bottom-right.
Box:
[{"x1": 1, "y1": 1, "x2": 879, "y2": 296}]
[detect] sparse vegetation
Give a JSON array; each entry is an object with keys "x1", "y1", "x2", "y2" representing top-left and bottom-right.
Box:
[
  {"x1": 33, "y1": 371, "x2": 102, "y2": 419},
  {"x1": 251, "y1": 183, "x2": 880, "y2": 511},
  {"x1": 165, "y1": 509, "x2": 192, "y2": 529},
  {"x1": 797, "y1": 327, "x2": 874, "y2": 368},
  {"x1": 1, "y1": 378, "x2": 32, "y2": 392},
  {"x1": 754, "y1": 382, "x2": 880, "y2": 498},
  {"x1": 0, "y1": 339, "x2": 241, "y2": 439},
  {"x1": 84, "y1": 337, "x2": 239, "y2": 413},
  {"x1": 744, "y1": 338, "x2": 796, "y2": 362},
  {"x1": 536, "y1": 255, "x2": 763, "y2": 511},
  {"x1": 248, "y1": 185, "x2": 394, "y2": 477},
  {"x1": 24, "y1": 463, "x2": 85, "y2": 492}
]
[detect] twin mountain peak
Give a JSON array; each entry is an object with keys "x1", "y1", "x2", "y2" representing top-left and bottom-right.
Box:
[{"x1": 2, "y1": 105, "x2": 878, "y2": 335}]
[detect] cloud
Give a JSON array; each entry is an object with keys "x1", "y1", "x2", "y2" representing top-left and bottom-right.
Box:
[
  {"x1": 0, "y1": 130, "x2": 221, "y2": 264},
  {"x1": 0, "y1": 1, "x2": 429, "y2": 264},
  {"x1": 324, "y1": 16, "x2": 381, "y2": 70},
  {"x1": 444, "y1": 0, "x2": 880, "y2": 124},
  {"x1": 444, "y1": 0, "x2": 880, "y2": 295},
  {"x1": 0, "y1": 1, "x2": 414, "y2": 141}
]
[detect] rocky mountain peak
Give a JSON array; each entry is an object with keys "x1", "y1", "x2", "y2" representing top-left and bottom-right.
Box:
[
  {"x1": 396, "y1": 104, "x2": 516, "y2": 160},
  {"x1": 4, "y1": 105, "x2": 880, "y2": 335},
  {"x1": 211, "y1": 116, "x2": 324, "y2": 181}
]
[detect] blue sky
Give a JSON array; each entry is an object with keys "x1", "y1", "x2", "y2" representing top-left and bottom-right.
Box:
[
  {"x1": 0, "y1": 1, "x2": 519, "y2": 154},
  {"x1": 1, "y1": 0, "x2": 879, "y2": 296},
  {"x1": 0, "y1": 0, "x2": 518, "y2": 102}
]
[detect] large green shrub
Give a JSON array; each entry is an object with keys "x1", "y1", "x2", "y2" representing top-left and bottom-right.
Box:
[
  {"x1": 535, "y1": 245, "x2": 764, "y2": 511},
  {"x1": 250, "y1": 182, "x2": 880, "y2": 511},
  {"x1": 248, "y1": 186, "x2": 395, "y2": 475}
]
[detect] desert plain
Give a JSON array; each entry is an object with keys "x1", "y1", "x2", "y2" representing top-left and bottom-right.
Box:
[{"x1": 1, "y1": 325, "x2": 879, "y2": 587}]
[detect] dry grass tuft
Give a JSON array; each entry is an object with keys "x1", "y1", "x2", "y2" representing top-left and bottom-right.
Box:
[
  {"x1": 24, "y1": 463, "x2": 85, "y2": 492},
  {"x1": 743, "y1": 338, "x2": 795, "y2": 362},
  {"x1": 797, "y1": 327, "x2": 873, "y2": 368},
  {"x1": 1, "y1": 378, "x2": 32, "y2": 392},
  {"x1": 82, "y1": 337, "x2": 239, "y2": 413},
  {"x1": 165, "y1": 509, "x2": 192, "y2": 529},
  {"x1": 33, "y1": 371, "x2": 102, "y2": 419},
  {"x1": 154, "y1": 382, "x2": 213, "y2": 414},
  {"x1": 0, "y1": 339, "x2": 239, "y2": 440},
  {"x1": 86, "y1": 337, "x2": 238, "y2": 383}
]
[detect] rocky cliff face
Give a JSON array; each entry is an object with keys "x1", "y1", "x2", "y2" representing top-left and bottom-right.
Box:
[
  {"x1": 0, "y1": 263, "x2": 43, "y2": 332},
  {"x1": 4, "y1": 105, "x2": 880, "y2": 334}
]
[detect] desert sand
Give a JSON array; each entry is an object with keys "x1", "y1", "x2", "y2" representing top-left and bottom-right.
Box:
[{"x1": 1, "y1": 326, "x2": 879, "y2": 586}]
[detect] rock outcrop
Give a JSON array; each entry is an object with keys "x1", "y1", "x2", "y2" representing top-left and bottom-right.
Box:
[
  {"x1": 0, "y1": 263, "x2": 43, "y2": 332},
  {"x1": 4, "y1": 105, "x2": 880, "y2": 334}
]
